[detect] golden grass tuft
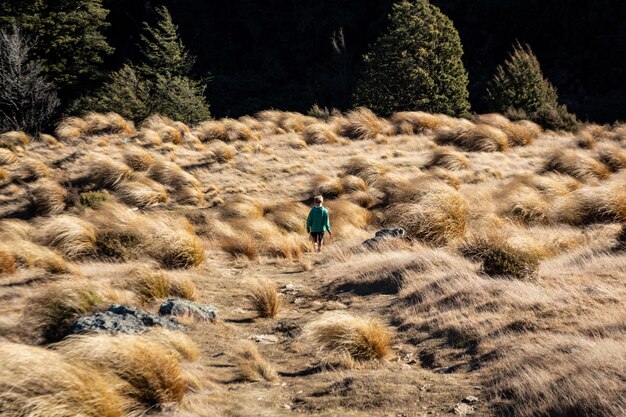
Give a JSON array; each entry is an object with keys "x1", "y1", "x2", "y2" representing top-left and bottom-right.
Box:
[
  {"x1": 220, "y1": 233, "x2": 259, "y2": 260},
  {"x1": 309, "y1": 175, "x2": 344, "y2": 199},
  {"x1": 550, "y1": 183, "x2": 626, "y2": 224},
  {"x1": 304, "y1": 312, "x2": 393, "y2": 362},
  {"x1": 0, "y1": 243, "x2": 17, "y2": 274},
  {"x1": 0, "y1": 147, "x2": 17, "y2": 165},
  {"x1": 264, "y1": 201, "x2": 310, "y2": 233},
  {"x1": 169, "y1": 276, "x2": 198, "y2": 301},
  {"x1": 34, "y1": 215, "x2": 97, "y2": 259},
  {"x1": 0, "y1": 342, "x2": 135, "y2": 417},
  {"x1": 435, "y1": 123, "x2": 509, "y2": 152},
  {"x1": 0, "y1": 130, "x2": 31, "y2": 146},
  {"x1": 7, "y1": 239, "x2": 69, "y2": 273},
  {"x1": 127, "y1": 267, "x2": 171, "y2": 302},
  {"x1": 337, "y1": 107, "x2": 385, "y2": 141},
  {"x1": 541, "y1": 149, "x2": 610, "y2": 181},
  {"x1": 390, "y1": 111, "x2": 453, "y2": 134},
  {"x1": 474, "y1": 113, "x2": 538, "y2": 146},
  {"x1": 193, "y1": 118, "x2": 259, "y2": 143},
  {"x1": 147, "y1": 160, "x2": 201, "y2": 190},
  {"x1": 233, "y1": 341, "x2": 278, "y2": 382},
  {"x1": 597, "y1": 144, "x2": 626, "y2": 172},
  {"x1": 27, "y1": 281, "x2": 105, "y2": 342},
  {"x1": 303, "y1": 123, "x2": 340, "y2": 145},
  {"x1": 57, "y1": 112, "x2": 135, "y2": 141},
  {"x1": 341, "y1": 175, "x2": 368, "y2": 193},
  {"x1": 115, "y1": 177, "x2": 168, "y2": 208},
  {"x1": 29, "y1": 178, "x2": 68, "y2": 215},
  {"x1": 123, "y1": 146, "x2": 154, "y2": 171},
  {"x1": 424, "y1": 146, "x2": 472, "y2": 171},
  {"x1": 343, "y1": 156, "x2": 386, "y2": 185},
  {"x1": 208, "y1": 140, "x2": 237, "y2": 163},
  {"x1": 13, "y1": 157, "x2": 50, "y2": 181},
  {"x1": 141, "y1": 114, "x2": 189, "y2": 144},
  {"x1": 55, "y1": 333, "x2": 192, "y2": 407},
  {"x1": 144, "y1": 329, "x2": 200, "y2": 362},
  {"x1": 88, "y1": 155, "x2": 134, "y2": 188},
  {"x1": 246, "y1": 278, "x2": 280, "y2": 318}
]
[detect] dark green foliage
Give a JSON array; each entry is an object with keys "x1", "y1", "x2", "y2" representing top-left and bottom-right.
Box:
[
  {"x1": 79, "y1": 191, "x2": 109, "y2": 208},
  {"x1": 353, "y1": 0, "x2": 470, "y2": 116},
  {"x1": 1, "y1": 0, "x2": 113, "y2": 99},
  {"x1": 84, "y1": 6, "x2": 210, "y2": 124},
  {"x1": 486, "y1": 43, "x2": 579, "y2": 131}
]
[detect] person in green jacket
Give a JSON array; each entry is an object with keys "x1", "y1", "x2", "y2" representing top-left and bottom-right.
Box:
[{"x1": 306, "y1": 195, "x2": 331, "y2": 252}]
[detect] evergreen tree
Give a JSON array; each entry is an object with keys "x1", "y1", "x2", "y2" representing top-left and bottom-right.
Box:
[
  {"x1": 84, "y1": 6, "x2": 210, "y2": 124},
  {"x1": 0, "y1": 0, "x2": 113, "y2": 99},
  {"x1": 353, "y1": 0, "x2": 470, "y2": 116},
  {"x1": 486, "y1": 43, "x2": 578, "y2": 130}
]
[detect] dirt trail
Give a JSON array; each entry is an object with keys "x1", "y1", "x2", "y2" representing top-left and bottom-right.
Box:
[{"x1": 163, "y1": 249, "x2": 492, "y2": 417}]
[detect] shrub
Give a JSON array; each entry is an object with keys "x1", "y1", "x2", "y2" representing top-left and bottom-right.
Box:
[
  {"x1": 80, "y1": 191, "x2": 109, "y2": 207},
  {"x1": 0, "y1": 342, "x2": 133, "y2": 417},
  {"x1": 353, "y1": 0, "x2": 470, "y2": 116},
  {"x1": 304, "y1": 312, "x2": 393, "y2": 362},
  {"x1": 233, "y1": 342, "x2": 278, "y2": 382},
  {"x1": 55, "y1": 332, "x2": 192, "y2": 407},
  {"x1": 246, "y1": 278, "x2": 280, "y2": 319}
]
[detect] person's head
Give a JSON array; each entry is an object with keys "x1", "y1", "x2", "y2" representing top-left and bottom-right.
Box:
[{"x1": 313, "y1": 195, "x2": 324, "y2": 206}]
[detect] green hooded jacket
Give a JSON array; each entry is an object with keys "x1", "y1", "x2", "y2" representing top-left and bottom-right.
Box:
[{"x1": 306, "y1": 206, "x2": 330, "y2": 233}]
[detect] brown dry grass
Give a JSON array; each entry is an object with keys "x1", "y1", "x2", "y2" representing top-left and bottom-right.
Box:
[
  {"x1": 304, "y1": 312, "x2": 393, "y2": 363},
  {"x1": 0, "y1": 243, "x2": 16, "y2": 274},
  {"x1": 194, "y1": 119, "x2": 259, "y2": 143},
  {"x1": 597, "y1": 143, "x2": 626, "y2": 172},
  {"x1": 304, "y1": 123, "x2": 340, "y2": 145},
  {"x1": 33, "y1": 215, "x2": 97, "y2": 259},
  {"x1": 0, "y1": 147, "x2": 17, "y2": 165},
  {"x1": 55, "y1": 332, "x2": 194, "y2": 407},
  {"x1": 435, "y1": 123, "x2": 509, "y2": 152},
  {"x1": 337, "y1": 108, "x2": 386, "y2": 141},
  {"x1": 233, "y1": 341, "x2": 278, "y2": 382},
  {"x1": 0, "y1": 342, "x2": 136, "y2": 417},
  {"x1": 424, "y1": 146, "x2": 472, "y2": 171},
  {"x1": 220, "y1": 233, "x2": 259, "y2": 260},
  {"x1": 28, "y1": 178, "x2": 68, "y2": 215},
  {"x1": 541, "y1": 149, "x2": 610, "y2": 181},
  {"x1": 246, "y1": 278, "x2": 280, "y2": 318}
]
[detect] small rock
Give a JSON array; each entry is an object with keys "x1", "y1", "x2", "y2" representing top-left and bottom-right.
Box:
[
  {"x1": 453, "y1": 403, "x2": 475, "y2": 415},
  {"x1": 158, "y1": 298, "x2": 218, "y2": 321},
  {"x1": 362, "y1": 228, "x2": 408, "y2": 248},
  {"x1": 293, "y1": 297, "x2": 305, "y2": 305},
  {"x1": 72, "y1": 304, "x2": 181, "y2": 335},
  {"x1": 283, "y1": 404, "x2": 291, "y2": 410},
  {"x1": 251, "y1": 334, "x2": 279, "y2": 344},
  {"x1": 463, "y1": 396, "x2": 479, "y2": 404}
]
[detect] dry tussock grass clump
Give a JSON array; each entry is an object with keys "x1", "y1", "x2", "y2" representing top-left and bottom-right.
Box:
[
  {"x1": 324, "y1": 199, "x2": 372, "y2": 235},
  {"x1": 122, "y1": 146, "x2": 154, "y2": 171},
  {"x1": 57, "y1": 112, "x2": 135, "y2": 142},
  {"x1": 435, "y1": 123, "x2": 509, "y2": 152},
  {"x1": 341, "y1": 175, "x2": 368, "y2": 193},
  {"x1": 343, "y1": 156, "x2": 386, "y2": 185},
  {"x1": 424, "y1": 146, "x2": 472, "y2": 171},
  {"x1": 33, "y1": 215, "x2": 97, "y2": 259},
  {"x1": 220, "y1": 197, "x2": 265, "y2": 219},
  {"x1": 383, "y1": 189, "x2": 467, "y2": 245},
  {"x1": 597, "y1": 143, "x2": 626, "y2": 172},
  {"x1": 147, "y1": 160, "x2": 203, "y2": 205},
  {"x1": 87, "y1": 155, "x2": 135, "y2": 188},
  {"x1": 303, "y1": 123, "x2": 340, "y2": 145},
  {"x1": 0, "y1": 131, "x2": 31, "y2": 148},
  {"x1": 28, "y1": 178, "x2": 68, "y2": 215},
  {"x1": 55, "y1": 332, "x2": 193, "y2": 407},
  {"x1": 126, "y1": 267, "x2": 197, "y2": 303},
  {"x1": 541, "y1": 149, "x2": 610, "y2": 181},
  {"x1": 233, "y1": 341, "x2": 278, "y2": 382},
  {"x1": 264, "y1": 201, "x2": 309, "y2": 233},
  {"x1": 115, "y1": 177, "x2": 168, "y2": 208},
  {"x1": 574, "y1": 130, "x2": 598, "y2": 149},
  {"x1": 27, "y1": 281, "x2": 106, "y2": 342},
  {"x1": 12, "y1": 157, "x2": 50, "y2": 181},
  {"x1": 337, "y1": 107, "x2": 386, "y2": 141},
  {"x1": 460, "y1": 233, "x2": 545, "y2": 279},
  {"x1": 487, "y1": 334, "x2": 626, "y2": 417},
  {"x1": 208, "y1": 140, "x2": 237, "y2": 163},
  {"x1": 88, "y1": 203, "x2": 204, "y2": 268},
  {"x1": 304, "y1": 312, "x2": 393, "y2": 363},
  {"x1": 0, "y1": 243, "x2": 17, "y2": 274},
  {"x1": 141, "y1": 114, "x2": 189, "y2": 144},
  {"x1": 220, "y1": 233, "x2": 259, "y2": 260},
  {"x1": 390, "y1": 111, "x2": 456, "y2": 134},
  {"x1": 193, "y1": 118, "x2": 259, "y2": 143},
  {"x1": 6, "y1": 238, "x2": 69, "y2": 273},
  {"x1": 474, "y1": 113, "x2": 539, "y2": 146},
  {"x1": 309, "y1": 175, "x2": 344, "y2": 199},
  {"x1": 0, "y1": 342, "x2": 135, "y2": 417},
  {"x1": 551, "y1": 183, "x2": 626, "y2": 224},
  {"x1": 246, "y1": 278, "x2": 280, "y2": 318},
  {"x1": 499, "y1": 185, "x2": 551, "y2": 225},
  {"x1": 0, "y1": 147, "x2": 17, "y2": 165}
]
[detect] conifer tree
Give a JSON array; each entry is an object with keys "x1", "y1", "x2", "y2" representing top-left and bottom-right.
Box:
[
  {"x1": 353, "y1": 0, "x2": 470, "y2": 116},
  {"x1": 486, "y1": 43, "x2": 578, "y2": 130},
  {"x1": 85, "y1": 6, "x2": 210, "y2": 124}
]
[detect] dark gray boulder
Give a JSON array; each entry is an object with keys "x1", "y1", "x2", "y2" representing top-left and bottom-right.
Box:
[
  {"x1": 363, "y1": 228, "x2": 407, "y2": 248},
  {"x1": 71, "y1": 304, "x2": 181, "y2": 335},
  {"x1": 158, "y1": 298, "x2": 218, "y2": 321}
]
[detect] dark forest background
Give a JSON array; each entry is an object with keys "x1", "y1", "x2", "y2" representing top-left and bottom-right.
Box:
[{"x1": 5, "y1": 0, "x2": 626, "y2": 123}]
